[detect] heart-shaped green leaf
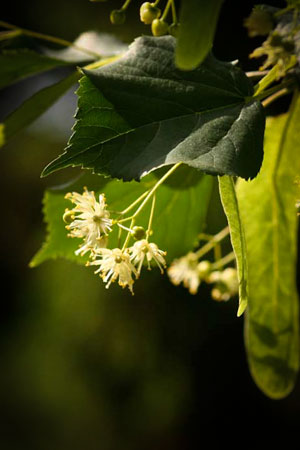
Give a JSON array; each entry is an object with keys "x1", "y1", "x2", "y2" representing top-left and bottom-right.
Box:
[{"x1": 43, "y1": 36, "x2": 265, "y2": 181}]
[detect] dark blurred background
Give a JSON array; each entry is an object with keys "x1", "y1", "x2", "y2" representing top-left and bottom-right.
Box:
[{"x1": 1, "y1": 0, "x2": 300, "y2": 449}]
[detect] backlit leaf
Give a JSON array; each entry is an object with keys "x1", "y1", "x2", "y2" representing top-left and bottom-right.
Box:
[
  {"x1": 176, "y1": 0, "x2": 224, "y2": 70},
  {"x1": 236, "y1": 92, "x2": 300, "y2": 399},
  {"x1": 218, "y1": 175, "x2": 248, "y2": 317}
]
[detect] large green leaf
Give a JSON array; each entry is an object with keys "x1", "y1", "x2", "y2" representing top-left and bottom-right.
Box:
[
  {"x1": 175, "y1": 0, "x2": 224, "y2": 70},
  {"x1": 42, "y1": 36, "x2": 265, "y2": 182},
  {"x1": 236, "y1": 93, "x2": 300, "y2": 399},
  {"x1": 218, "y1": 176, "x2": 248, "y2": 317},
  {"x1": 0, "y1": 71, "x2": 79, "y2": 148},
  {"x1": 30, "y1": 166, "x2": 213, "y2": 267}
]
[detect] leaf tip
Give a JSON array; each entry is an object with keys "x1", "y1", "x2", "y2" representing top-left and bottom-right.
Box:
[
  {"x1": 41, "y1": 160, "x2": 58, "y2": 178},
  {"x1": 237, "y1": 299, "x2": 247, "y2": 317}
]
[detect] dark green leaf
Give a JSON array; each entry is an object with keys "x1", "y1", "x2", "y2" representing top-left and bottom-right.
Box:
[
  {"x1": 236, "y1": 92, "x2": 300, "y2": 399},
  {"x1": 176, "y1": 0, "x2": 224, "y2": 70},
  {"x1": 218, "y1": 175, "x2": 248, "y2": 317},
  {"x1": 0, "y1": 71, "x2": 79, "y2": 147},
  {"x1": 43, "y1": 36, "x2": 265, "y2": 182},
  {"x1": 30, "y1": 166, "x2": 213, "y2": 267}
]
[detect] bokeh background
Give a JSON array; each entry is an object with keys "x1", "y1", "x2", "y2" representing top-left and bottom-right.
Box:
[{"x1": 1, "y1": 0, "x2": 300, "y2": 448}]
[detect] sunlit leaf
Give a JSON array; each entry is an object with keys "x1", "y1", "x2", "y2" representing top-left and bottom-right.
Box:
[
  {"x1": 176, "y1": 0, "x2": 224, "y2": 70},
  {"x1": 236, "y1": 93, "x2": 300, "y2": 399},
  {"x1": 218, "y1": 175, "x2": 248, "y2": 317}
]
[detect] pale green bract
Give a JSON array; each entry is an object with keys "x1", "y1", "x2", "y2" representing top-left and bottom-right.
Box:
[
  {"x1": 218, "y1": 176, "x2": 248, "y2": 317},
  {"x1": 237, "y1": 92, "x2": 300, "y2": 399}
]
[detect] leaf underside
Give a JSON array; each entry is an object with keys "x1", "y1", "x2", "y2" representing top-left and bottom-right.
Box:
[
  {"x1": 43, "y1": 36, "x2": 265, "y2": 182},
  {"x1": 237, "y1": 93, "x2": 300, "y2": 399}
]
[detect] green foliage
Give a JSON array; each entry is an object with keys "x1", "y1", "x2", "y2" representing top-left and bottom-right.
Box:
[
  {"x1": 0, "y1": 50, "x2": 71, "y2": 90},
  {"x1": 2, "y1": 1, "x2": 300, "y2": 401},
  {"x1": 237, "y1": 93, "x2": 300, "y2": 399},
  {"x1": 0, "y1": 71, "x2": 79, "y2": 147},
  {"x1": 43, "y1": 36, "x2": 265, "y2": 181},
  {"x1": 31, "y1": 166, "x2": 213, "y2": 267},
  {"x1": 218, "y1": 176, "x2": 248, "y2": 317},
  {"x1": 175, "y1": 0, "x2": 224, "y2": 70},
  {"x1": 0, "y1": 29, "x2": 127, "y2": 147}
]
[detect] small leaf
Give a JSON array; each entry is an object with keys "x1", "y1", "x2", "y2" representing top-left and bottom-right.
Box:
[
  {"x1": 0, "y1": 71, "x2": 79, "y2": 148},
  {"x1": 0, "y1": 49, "x2": 70, "y2": 90},
  {"x1": 0, "y1": 31, "x2": 125, "y2": 90},
  {"x1": 43, "y1": 36, "x2": 265, "y2": 182},
  {"x1": 218, "y1": 175, "x2": 248, "y2": 317},
  {"x1": 30, "y1": 166, "x2": 213, "y2": 267},
  {"x1": 236, "y1": 92, "x2": 300, "y2": 399},
  {"x1": 175, "y1": 0, "x2": 224, "y2": 70}
]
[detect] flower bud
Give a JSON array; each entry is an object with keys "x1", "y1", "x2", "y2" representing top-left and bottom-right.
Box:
[
  {"x1": 132, "y1": 226, "x2": 146, "y2": 241},
  {"x1": 140, "y1": 2, "x2": 161, "y2": 24},
  {"x1": 151, "y1": 19, "x2": 169, "y2": 36},
  {"x1": 110, "y1": 9, "x2": 126, "y2": 25},
  {"x1": 220, "y1": 268, "x2": 238, "y2": 295},
  {"x1": 197, "y1": 260, "x2": 211, "y2": 280},
  {"x1": 63, "y1": 209, "x2": 74, "y2": 224},
  {"x1": 211, "y1": 286, "x2": 231, "y2": 302}
]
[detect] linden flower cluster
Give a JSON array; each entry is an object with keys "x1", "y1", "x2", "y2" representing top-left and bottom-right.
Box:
[
  {"x1": 63, "y1": 188, "x2": 167, "y2": 294},
  {"x1": 62, "y1": 166, "x2": 238, "y2": 301},
  {"x1": 168, "y1": 253, "x2": 238, "y2": 301}
]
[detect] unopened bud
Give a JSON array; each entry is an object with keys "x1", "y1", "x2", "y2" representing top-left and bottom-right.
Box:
[
  {"x1": 63, "y1": 209, "x2": 74, "y2": 224},
  {"x1": 197, "y1": 260, "x2": 211, "y2": 280},
  {"x1": 151, "y1": 19, "x2": 169, "y2": 36},
  {"x1": 132, "y1": 226, "x2": 146, "y2": 241},
  {"x1": 110, "y1": 9, "x2": 126, "y2": 25},
  {"x1": 140, "y1": 2, "x2": 161, "y2": 24}
]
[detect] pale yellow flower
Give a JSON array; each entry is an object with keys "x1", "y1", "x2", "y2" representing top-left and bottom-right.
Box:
[
  {"x1": 89, "y1": 248, "x2": 138, "y2": 294},
  {"x1": 129, "y1": 239, "x2": 167, "y2": 274},
  {"x1": 168, "y1": 253, "x2": 200, "y2": 294},
  {"x1": 64, "y1": 188, "x2": 112, "y2": 255}
]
